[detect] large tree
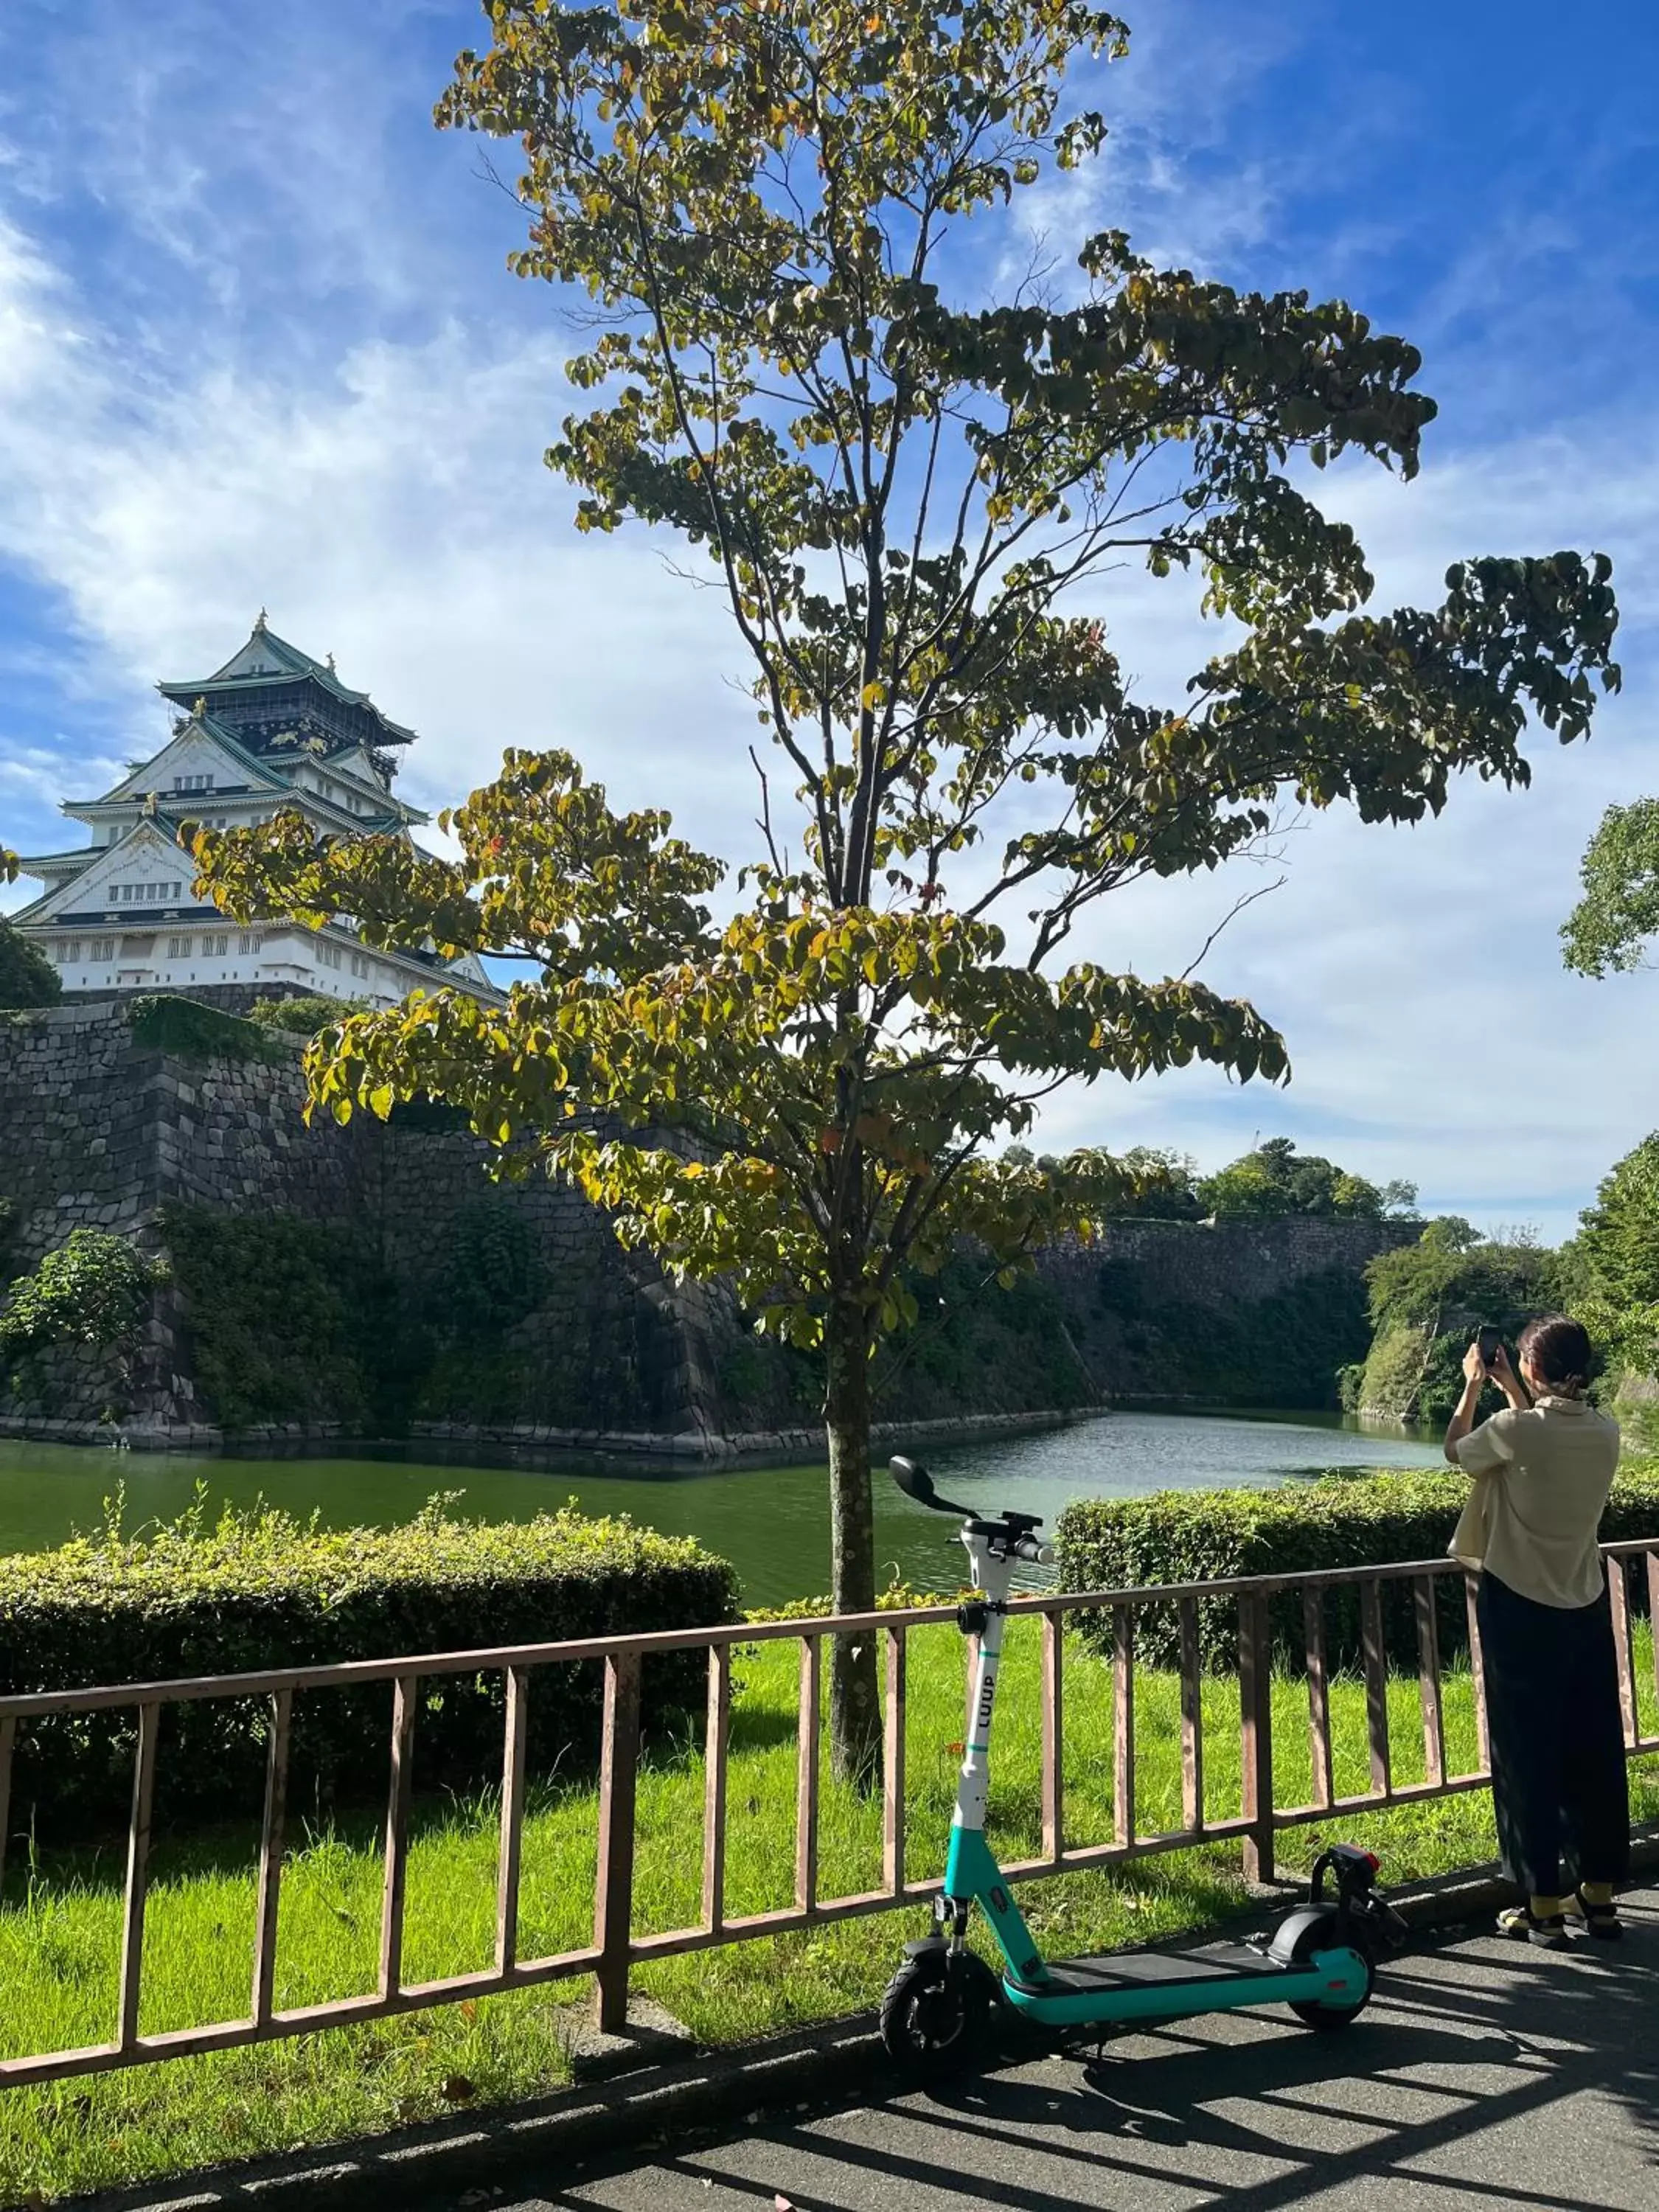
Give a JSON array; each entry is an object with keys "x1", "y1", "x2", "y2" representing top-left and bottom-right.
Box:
[
  {"x1": 0, "y1": 917, "x2": 58, "y2": 1009},
  {"x1": 1562, "y1": 799, "x2": 1659, "y2": 976},
  {"x1": 195, "y1": 0, "x2": 1621, "y2": 1779}
]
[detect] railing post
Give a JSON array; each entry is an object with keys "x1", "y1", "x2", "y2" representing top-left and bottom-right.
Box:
[
  {"x1": 1414, "y1": 1576, "x2": 1446, "y2": 1787},
  {"x1": 593, "y1": 1648, "x2": 642, "y2": 2034},
  {"x1": 118, "y1": 1702, "x2": 159, "y2": 2051},
  {"x1": 1607, "y1": 1555, "x2": 1638, "y2": 1747},
  {"x1": 795, "y1": 1635, "x2": 821, "y2": 1914},
  {"x1": 495, "y1": 1667, "x2": 529, "y2": 1975},
  {"x1": 1238, "y1": 1590, "x2": 1274, "y2": 1885},
  {"x1": 1113, "y1": 1604, "x2": 1135, "y2": 1849},
  {"x1": 703, "y1": 1645, "x2": 731, "y2": 1933},
  {"x1": 378, "y1": 1676, "x2": 417, "y2": 2000},
  {"x1": 1178, "y1": 1595, "x2": 1203, "y2": 1834},
  {"x1": 1360, "y1": 1579, "x2": 1392, "y2": 1798},
  {"x1": 882, "y1": 1626, "x2": 908, "y2": 1896},
  {"x1": 0, "y1": 1712, "x2": 15, "y2": 1910},
  {"x1": 1464, "y1": 1571, "x2": 1490, "y2": 1774},
  {"x1": 1304, "y1": 1587, "x2": 1333, "y2": 1811},
  {"x1": 1041, "y1": 1608, "x2": 1064, "y2": 1863},
  {"x1": 251, "y1": 1688, "x2": 291, "y2": 2026}
]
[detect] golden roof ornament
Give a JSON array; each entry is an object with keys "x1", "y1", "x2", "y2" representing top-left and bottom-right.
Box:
[{"x1": 254, "y1": 607, "x2": 268, "y2": 630}]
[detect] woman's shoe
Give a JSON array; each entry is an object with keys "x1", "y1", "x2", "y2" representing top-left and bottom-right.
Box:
[
  {"x1": 1497, "y1": 1902, "x2": 1568, "y2": 1948},
  {"x1": 1565, "y1": 1887, "x2": 1623, "y2": 1941}
]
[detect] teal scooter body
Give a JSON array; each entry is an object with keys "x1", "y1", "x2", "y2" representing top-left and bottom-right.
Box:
[{"x1": 879, "y1": 1457, "x2": 1405, "y2": 2077}]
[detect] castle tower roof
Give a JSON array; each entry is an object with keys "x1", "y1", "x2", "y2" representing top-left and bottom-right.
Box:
[{"x1": 157, "y1": 612, "x2": 417, "y2": 763}]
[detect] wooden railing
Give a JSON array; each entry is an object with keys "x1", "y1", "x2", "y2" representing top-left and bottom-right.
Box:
[{"x1": 1, "y1": 1540, "x2": 1656, "y2": 2087}]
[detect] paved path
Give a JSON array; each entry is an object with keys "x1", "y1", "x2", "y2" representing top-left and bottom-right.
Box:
[{"x1": 470, "y1": 1891, "x2": 1659, "y2": 2212}]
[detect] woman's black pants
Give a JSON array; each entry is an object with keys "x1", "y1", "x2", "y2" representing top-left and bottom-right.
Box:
[{"x1": 1476, "y1": 1568, "x2": 1630, "y2": 1899}]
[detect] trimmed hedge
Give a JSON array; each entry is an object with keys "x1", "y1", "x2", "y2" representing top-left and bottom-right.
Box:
[
  {"x1": 1054, "y1": 1462, "x2": 1659, "y2": 1672},
  {"x1": 0, "y1": 1497, "x2": 737, "y2": 1839}
]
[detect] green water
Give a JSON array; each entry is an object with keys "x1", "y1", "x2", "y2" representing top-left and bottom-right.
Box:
[{"x1": 0, "y1": 1410, "x2": 1444, "y2": 1609}]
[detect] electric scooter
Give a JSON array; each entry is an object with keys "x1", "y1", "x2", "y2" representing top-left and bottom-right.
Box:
[{"x1": 879, "y1": 1455, "x2": 1408, "y2": 2077}]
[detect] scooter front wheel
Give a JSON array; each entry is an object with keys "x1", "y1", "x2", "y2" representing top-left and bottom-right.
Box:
[{"x1": 879, "y1": 1951, "x2": 990, "y2": 2079}]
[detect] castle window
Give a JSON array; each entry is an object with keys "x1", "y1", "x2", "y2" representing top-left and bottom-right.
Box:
[
  {"x1": 66, "y1": 940, "x2": 82, "y2": 963},
  {"x1": 88, "y1": 942, "x2": 114, "y2": 964},
  {"x1": 206, "y1": 932, "x2": 229, "y2": 957},
  {"x1": 167, "y1": 934, "x2": 193, "y2": 959},
  {"x1": 237, "y1": 931, "x2": 260, "y2": 954},
  {"x1": 349, "y1": 952, "x2": 370, "y2": 978}
]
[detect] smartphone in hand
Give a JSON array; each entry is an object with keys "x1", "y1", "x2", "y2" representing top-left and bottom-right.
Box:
[{"x1": 1476, "y1": 1326, "x2": 1503, "y2": 1367}]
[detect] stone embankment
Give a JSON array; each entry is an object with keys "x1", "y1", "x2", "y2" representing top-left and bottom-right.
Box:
[
  {"x1": 1, "y1": 996, "x2": 1415, "y2": 1455},
  {"x1": 9, "y1": 1403, "x2": 1099, "y2": 1464}
]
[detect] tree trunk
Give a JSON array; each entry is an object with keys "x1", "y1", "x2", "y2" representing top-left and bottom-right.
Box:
[{"x1": 824, "y1": 1296, "x2": 881, "y2": 1790}]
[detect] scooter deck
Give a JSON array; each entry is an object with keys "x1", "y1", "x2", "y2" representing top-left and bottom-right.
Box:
[{"x1": 1006, "y1": 1942, "x2": 1278, "y2": 1998}]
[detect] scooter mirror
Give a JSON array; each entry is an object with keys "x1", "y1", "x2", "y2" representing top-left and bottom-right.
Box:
[{"x1": 888, "y1": 1455, "x2": 935, "y2": 1503}]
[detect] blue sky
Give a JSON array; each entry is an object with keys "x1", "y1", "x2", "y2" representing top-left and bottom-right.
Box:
[{"x1": 1, "y1": 0, "x2": 1656, "y2": 1241}]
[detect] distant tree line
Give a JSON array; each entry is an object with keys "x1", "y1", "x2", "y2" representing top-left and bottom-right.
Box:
[
  {"x1": 1002, "y1": 1133, "x2": 1419, "y2": 1225},
  {"x1": 1339, "y1": 1132, "x2": 1659, "y2": 1431}
]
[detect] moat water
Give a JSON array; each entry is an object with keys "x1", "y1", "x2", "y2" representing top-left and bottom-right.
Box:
[{"x1": 0, "y1": 1408, "x2": 1444, "y2": 1608}]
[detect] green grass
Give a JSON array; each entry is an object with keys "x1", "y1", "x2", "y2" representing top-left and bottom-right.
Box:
[{"x1": 3, "y1": 1611, "x2": 1658, "y2": 2205}]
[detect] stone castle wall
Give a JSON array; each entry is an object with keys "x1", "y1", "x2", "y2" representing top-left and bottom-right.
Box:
[
  {"x1": 0, "y1": 1001, "x2": 1410, "y2": 1450},
  {"x1": 0, "y1": 1001, "x2": 717, "y2": 1445},
  {"x1": 1048, "y1": 1213, "x2": 1416, "y2": 1311}
]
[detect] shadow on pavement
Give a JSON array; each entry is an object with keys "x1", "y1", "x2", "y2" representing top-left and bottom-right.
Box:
[{"x1": 540, "y1": 1905, "x2": 1659, "y2": 2211}]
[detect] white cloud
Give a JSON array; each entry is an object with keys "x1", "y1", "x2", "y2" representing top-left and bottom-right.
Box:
[{"x1": 0, "y1": 204, "x2": 759, "y2": 862}]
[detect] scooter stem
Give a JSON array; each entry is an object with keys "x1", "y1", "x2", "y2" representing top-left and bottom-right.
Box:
[{"x1": 953, "y1": 1529, "x2": 1016, "y2": 1836}]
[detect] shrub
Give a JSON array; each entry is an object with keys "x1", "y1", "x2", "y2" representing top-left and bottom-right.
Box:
[
  {"x1": 1054, "y1": 1461, "x2": 1659, "y2": 1672},
  {"x1": 0, "y1": 1493, "x2": 739, "y2": 1839},
  {"x1": 129, "y1": 993, "x2": 288, "y2": 1063},
  {"x1": 0, "y1": 1229, "x2": 165, "y2": 1361},
  {"x1": 247, "y1": 992, "x2": 369, "y2": 1035}
]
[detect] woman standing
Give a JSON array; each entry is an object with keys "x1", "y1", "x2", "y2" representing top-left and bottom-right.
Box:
[{"x1": 1445, "y1": 1315, "x2": 1628, "y2": 1947}]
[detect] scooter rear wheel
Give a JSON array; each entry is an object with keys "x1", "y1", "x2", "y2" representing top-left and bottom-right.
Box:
[
  {"x1": 1287, "y1": 1921, "x2": 1375, "y2": 2032},
  {"x1": 879, "y1": 1952, "x2": 990, "y2": 2078}
]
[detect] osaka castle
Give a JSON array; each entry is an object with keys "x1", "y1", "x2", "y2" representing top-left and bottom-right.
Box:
[{"x1": 12, "y1": 615, "x2": 498, "y2": 1009}]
